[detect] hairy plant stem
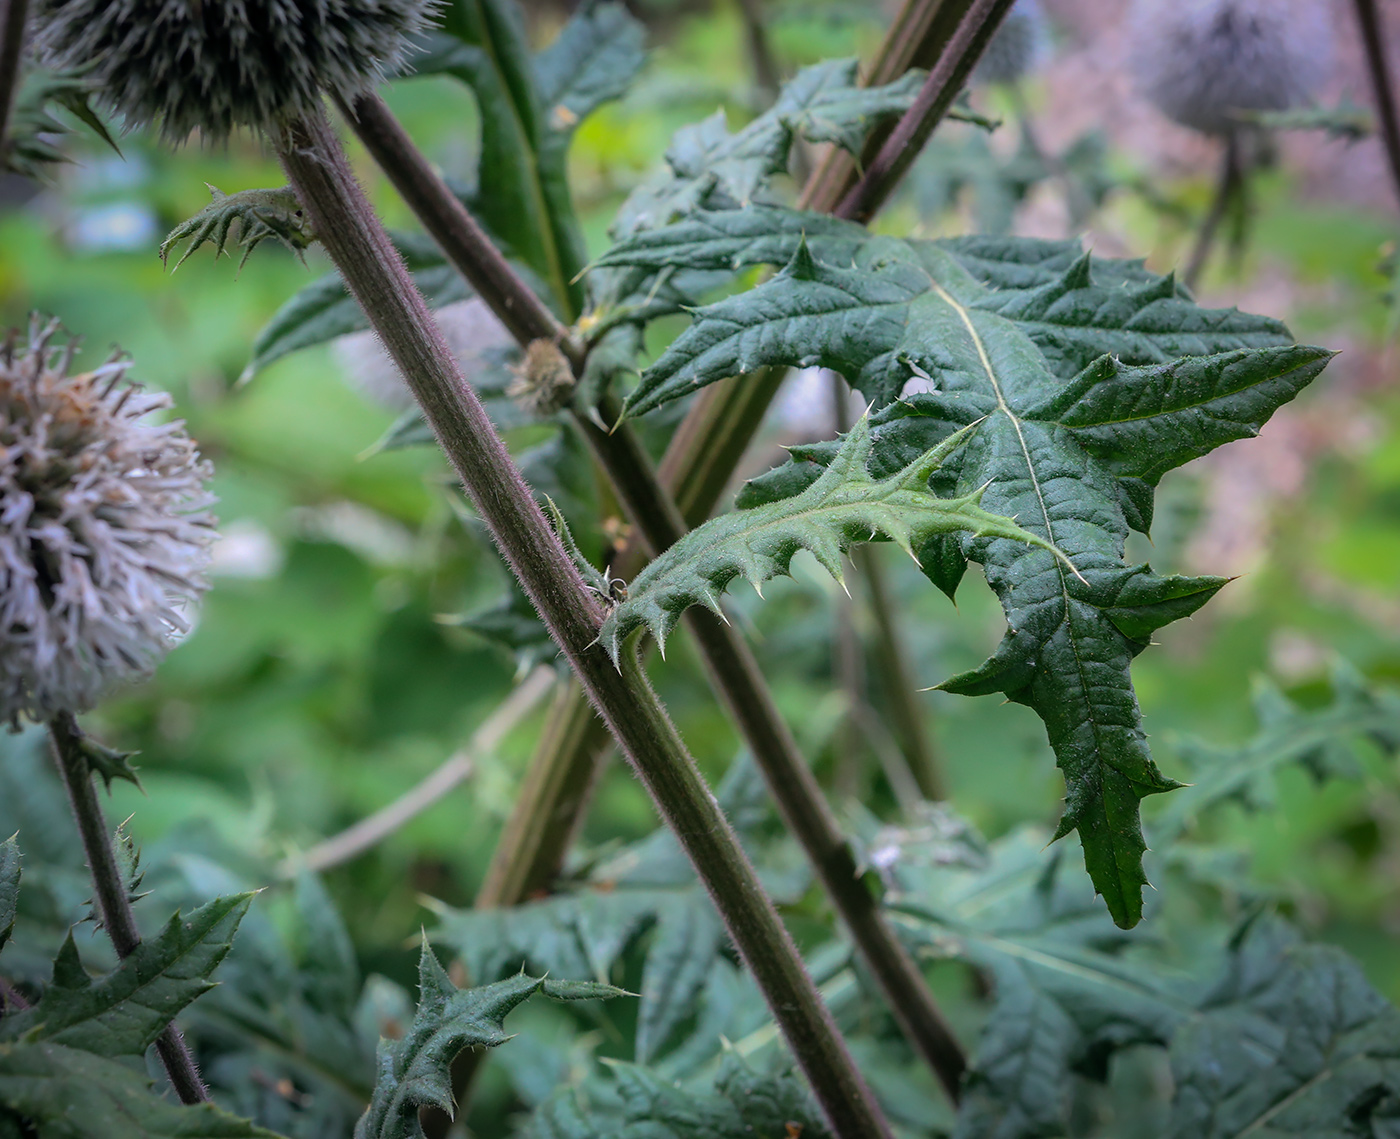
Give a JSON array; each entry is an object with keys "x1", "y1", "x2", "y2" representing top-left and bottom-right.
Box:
[
  {"x1": 0, "y1": 0, "x2": 28, "y2": 158},
  {"x1": 279, "y1": 106, "x2": 892, "y2": 1139},
  {"x1": 835, "y1": 0, "x2": 1018, "y2": 221},
  {"x1": 342, "y1": 89, "x2": 968, "y2": 1102},
  {"x1": 47, "y1": 712, "x2": 209, "y2": 1105},
  {"x1": 1352, "y1": 0, "x2": 1400, "y2": 209}
]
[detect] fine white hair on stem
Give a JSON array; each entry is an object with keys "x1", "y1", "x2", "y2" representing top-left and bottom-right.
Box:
[
  {"x1": 1129, "y1": 0, "x2": 1333, "y2": 136},
  {"x1": 31, "y1": 0, "x2": 440, "y2": 143},
  {"x1": 0, "y1": 317, "x2": 216, "y2": 724}
]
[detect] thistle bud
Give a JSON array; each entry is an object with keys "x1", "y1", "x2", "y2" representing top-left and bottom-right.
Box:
[
  {"x1": 31, "y1": 0, "x2": 439, "y2": 143},
  {"x1": 1129, "y1": 0, "x2": 1332, "y2": 136},
  {"x1": 0, "y1": 318, "x2": 216, "y2": 724}
]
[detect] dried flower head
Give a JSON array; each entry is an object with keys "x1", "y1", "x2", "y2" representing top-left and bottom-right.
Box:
[
  {"x1": 508, "y1": 340, "x2": 575, "y2": 418},
  {"x1": 1130, "y1": 0, "x2": 1332, "y2": 136},
  {"x1": 30, "y1": 0, "x2": 439, "y2": 143},
  {"x1": 0, "y1": 318, "x2": 216, "y2": 724}
]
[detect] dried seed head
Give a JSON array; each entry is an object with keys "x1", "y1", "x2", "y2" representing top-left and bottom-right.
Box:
[
  {"x1": 30, "y1": 0, "x2": 439, "y2": 143},
  {"x1": 1129, "y1": 0, "x2": 1332, "y2": 136},
  {"x1": 973, "y1": 0, "x2": 1048, "y2": 87},
  {"x1": 0, "y1": 318, "x2": 216, "y2": 724},
  {"x1": 508, "y1": 340, "x2": 575, "y2": 418}
]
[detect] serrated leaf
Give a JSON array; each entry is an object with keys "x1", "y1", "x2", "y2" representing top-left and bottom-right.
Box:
[
  {"x1": 354, "y1": 945, "x2": 624, "y2": 1139},
  {"x1": 1167, "y1": 918, "x2": 1400, "y2": 1138},
  {"x1": 245, "y1": 232, "x2": 474, "y2": 380},
  {"x1": 0, "y1": 894, "x2": 252, "y2": 1057},
  {"x1": 160, "y1": 186, "x2": 314, "y2": 272},
  {"x1": 628, "y1": 223, "x2": 1333, "y2": 927},
  {"x1": 3, "y1": 67, "x2": 119, "y2": 180},
  {"x1": 0, "y1": 838, "x2": 17, "y2": 958},
  {"x1": 417, "y1": 0, "x2": 621, "y2": 316},
  {"x1": 612, "y1": 59, "x2": 921, "y2": 239},
  {"x1": 887, "y1": 828, "x2": 1186, "y2": 1139},
  {"x1": 597, "y1": 414, "x2": 1068, "y2": 661},
  {"x1": 0, "y1": 1041, "x2": 285, "y2": 1138},
  {"x1": 522, "y1": 1053, "x2": 832, "y2": 1139},
  {"x1": 634, "y1": 894, "x2": 726, "y2": 1064},
  {"x1": 1150, "y1": 662, "x2": 1400, "y2": 846},
  {"x1": 888, "y1": 821, "x2": 1400, "y2": 1139}
]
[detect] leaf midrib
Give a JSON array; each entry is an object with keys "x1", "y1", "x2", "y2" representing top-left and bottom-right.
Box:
[{"x1": 928, "y1": 279, "x2": 1141, "y2": 913}]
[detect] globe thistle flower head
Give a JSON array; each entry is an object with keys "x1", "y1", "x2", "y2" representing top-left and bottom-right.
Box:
[
  {"x1": 973, "y1": 0, "x2": 1049, "y2": 87},
  {"x1": 0, "y1": 317, "x2": 216, "y2": 724},
  {"x1": 1130, "y1": 0, "x2": 1332, "y2": 136},
  {"x1": 31, "y1": 0, "x2": 440, "y2": 143}
]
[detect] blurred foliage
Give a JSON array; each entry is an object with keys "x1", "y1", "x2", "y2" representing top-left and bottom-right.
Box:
[{"x1": 2, "y1": 0, "x2": 1400, "y2": 1135}]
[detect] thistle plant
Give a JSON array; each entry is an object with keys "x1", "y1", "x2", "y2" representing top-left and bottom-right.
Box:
[
  {"x1": 0, "y1": 316, "x2": 214, "y2": 725},
  {"x1": 0, "y1": 315, "x2": 217, "y2": 1105},
  {"x1": 7, "y1": 0, "x2": 1396, "y2": 1137}
]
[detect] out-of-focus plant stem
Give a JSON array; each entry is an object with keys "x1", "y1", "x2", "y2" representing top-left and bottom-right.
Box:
[{"x1": 1353, "y1": 0, "x2": 1400, "y2": 209}]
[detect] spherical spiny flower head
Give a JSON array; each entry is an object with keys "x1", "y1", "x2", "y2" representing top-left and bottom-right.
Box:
[
  {"x1": 1130, "y1": 0, "x2": 1332, "y2": 136},
  {"x1": 0, "y1": 317, "x2": 216, "y2": 724},
  {"x1": 31, "y1": 0, "x2": 439, "y2": 143}
]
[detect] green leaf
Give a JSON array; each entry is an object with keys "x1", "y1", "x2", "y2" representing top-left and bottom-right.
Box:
[
  {"x1": 160, "y1": 186, "x2": 315, "y2": 272},
  {"x1": 886, "y1": 819, "x2": 1400, "y2": 1139},
  {"x1": 634, "y1": 895, "x2": 726, "y2": 1064},
  {"x1": 353, "y1": 945, "x2": 625, "y2": 1139},
  {"x1": 886, "y1": 828, "x2": 1186, "y2": 1139},
  {"x1": 243, "y1": 233, "x2": 473, "y2": 381},
  {"x1": 523, "y1": 1053, "x2": 833, "y2": 1139},
  {"x1": 534, "y1": 2, "x2": 646, "y2": 142},
  {"x1": 1150, "y1": 661, "x2": 1400, "y2": 847},
  {"x1": 0, "y1": 837, "x2": 17, "y2": 958},
  {"x1": 418, "y1": 0, "x2": 630, "y2": 318},
  {"x1": 611, "y1": 60, "x2": 922, "y2": 239},
  {"x1": 1168, "y1": 918, "x2": 1400, "y2": 1138},
  {"x1": 3, "y1": 67, "x2": 119, "y2": 180},
  {"x1": 0, "y1": 894, "x2": 252, "y2": 1056},
  {"x1": 597, "y1": 414, "x2": 1068, "y2": 661},
  {"x1": 628, "y1": 224, "x2": 1334, "y2": 927},
  {"x1": 0, "y1": 1041, "x2": 285, "y2": 1138}
]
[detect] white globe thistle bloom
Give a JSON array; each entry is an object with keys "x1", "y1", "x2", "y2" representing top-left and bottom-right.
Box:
[
  {"x1": 0, "y1": 317, "x2": 216, "y2": 724},
  {"x1": 1129, "y1": 0, "x2": 1332, "y2": 136},
  {"x1": 31, "y1": 0, "x2": 440, "y2": 143}
]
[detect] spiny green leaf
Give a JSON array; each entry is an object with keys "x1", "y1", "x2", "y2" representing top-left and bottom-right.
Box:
[
  {"x1": 354, "y1": 944, "x2": 625, "y2": 1139},
  {"x1": 0, "y1": 837, "x2": 17, "y2": 959},
  {"x1": 1150, "y1": 661, "x2": 1400, "y2": 846},
  {"x1": 0, "y1": 894, "x2": 252, "y2": 1056},
  {"x1": 630, "y1": 223, "x2": 1333, "y2": 927},
  {"x1": 3, "y1": 67, "x2": 119, "y2": 180},
  {"x1": 0, "y1": 1041, "x2": 285, "y2": 1138},
  {"x1": 598, "y1": 414, "x2": 1068, "y2": 661},
  {"x1": 883, "y1": 817, "x2": 1400, "y2": 1139},
  {"x1": 522, "y1": 1053, "x2": 832, "y2": 1139},
  {"x1": 1167, "y1": 917, "x2": 1400, "y2": 1138},
  {"x1": 610, "y1": 59, "x2": 921, "y2": 239},
  {"x1": 160, "y1": 186, "x2": 315, "y2": 272}
]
